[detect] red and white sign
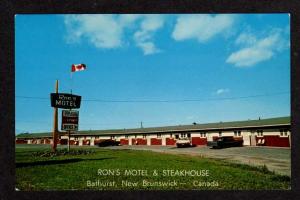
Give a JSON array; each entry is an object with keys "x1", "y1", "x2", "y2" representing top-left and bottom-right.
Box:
[{"x1": 71, "y1": 64, "x2": 86, "y2": 72}]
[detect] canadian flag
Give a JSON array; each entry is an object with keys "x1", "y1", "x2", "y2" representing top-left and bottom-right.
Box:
[{"x1": 71, "y1": 64, "x2": 86, "y2": 72}]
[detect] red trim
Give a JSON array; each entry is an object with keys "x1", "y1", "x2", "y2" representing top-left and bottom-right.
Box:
[
  {"x1": 136, "y1": 138, "x2": 147, "y2": 145},
  {"x1": 45, "y1": 139, "x2": 51, "y2": 144},
  {"x1": 191, "y1": 137, "x2": 207, "y2": 145},
  {"x1": 151, "y1": 138, "x2": 162, "y2": 145},
  {"x1": 166, "y1": 138, "x2": 176, "y2": 145},
  {"x1": 256, "y1": 135, "x2": 290, "y2": 147},
  {"x1": 131, "y1": 138, "x2": 136, "y2": 145},
  {"x1": 15, "y1": 139, "x2": 27, "y2": 144},
  {"x1": 83, "y1": 140, "x2": 90, "y2": 145},
  {"x1": 94, "y1": 139, "x2": 102, "y2": 145},
  {"x1": 60, "y1": 139, "x2": 68, "y2": 145},
  {"x1": 69, "y1": 140, "x2": 80, "y2": 145},
  {"x1": 120, "y1": 139, "x2": 129, "y2": 145}
]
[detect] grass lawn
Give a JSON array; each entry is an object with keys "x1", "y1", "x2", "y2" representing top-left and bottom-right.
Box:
[{"x1": 15, "y1": 145, "x2": 290, "y2": 190}]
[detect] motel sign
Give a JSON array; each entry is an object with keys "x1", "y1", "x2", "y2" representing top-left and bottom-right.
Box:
[
  {"x1": 50, "y1": 93, "x2": 81, "y2": 109},
  {"x1": 61, "y1": 110, "x2": 79, "y2": 131}
]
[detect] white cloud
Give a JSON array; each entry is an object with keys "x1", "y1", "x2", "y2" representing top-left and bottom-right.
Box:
[
  {"x1": 235, "y1": 33, "x2": 257, "y2": 46},
  {"x1": 226, "y1": 29, "x2": 289, "y2": 67},
  {"x1": 133, "y1": 15, "x2": 164, "y2": 55},
  {"x1": 216, "y1": 88, "x2": 230, "y2": 95},
  {"x1": 64, "y1": 14, "x2": 164, "y2": 55},
  {"x1": 64, "y1": 15, "x2": 124, "y2": 48},
  {"x1": 119, "y1": 14, "x2": 142, "y2": 27},
  {"x1": 172, "y1": 14, "x2": 236, "y2": 42}
]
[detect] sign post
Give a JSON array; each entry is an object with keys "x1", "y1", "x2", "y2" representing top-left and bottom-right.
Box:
[
  {"x1": 52, "y1": 80, "x2": 59, "y2": 152},
  {"x1": 68, "y1": 130, "x2": 71, "y2": 152},
  {"x1": 51, "y1": 91, "x2": 81, "y2": 152}
]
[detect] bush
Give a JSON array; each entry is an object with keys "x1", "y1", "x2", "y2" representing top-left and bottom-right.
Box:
[{"x1": 32, "y1": 149, "x2": 95, "y2": 157}]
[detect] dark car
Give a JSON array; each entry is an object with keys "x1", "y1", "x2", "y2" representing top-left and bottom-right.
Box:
[
  {"x1": 97, "y1": 139, "x2": 120, "y2": 147},
  {"x1": 207, "y1": 136, "x2": 243, "y2": 149}
]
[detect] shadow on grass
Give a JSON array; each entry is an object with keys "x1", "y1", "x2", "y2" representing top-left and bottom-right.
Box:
[{"x1": 16, "y1": 157, "x2": 115, "y2": 168}]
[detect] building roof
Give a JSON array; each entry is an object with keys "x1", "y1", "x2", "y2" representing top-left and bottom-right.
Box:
[{"x1": 16, "y1": 116, "x2": 290, "y2": 139}]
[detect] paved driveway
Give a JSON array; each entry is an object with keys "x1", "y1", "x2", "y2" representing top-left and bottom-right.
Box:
[{"x1": 105, "y1": 145, "x2": 291, "y2": 176}]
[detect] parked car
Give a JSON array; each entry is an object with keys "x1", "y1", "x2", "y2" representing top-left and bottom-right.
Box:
[
  {"x1": 97, "y1": 139, "x2": 120, "y2": 147},
  {"x1": 207, "y1": 136, "x2": 243, "y2": 149},
  {"x1": 176, "y1": 138, "x2": 193, "y2": 148}
]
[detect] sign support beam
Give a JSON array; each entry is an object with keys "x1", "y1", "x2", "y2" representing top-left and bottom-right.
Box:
[
  {"x1": 52, "y1": 80, "x2": 59, "y2": 152},
  {"x1": 68, "y1": 130, "x2": 70, "y2": 152}
]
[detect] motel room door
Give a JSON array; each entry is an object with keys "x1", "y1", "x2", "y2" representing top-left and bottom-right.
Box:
[
  {"x1": 250, "y1": 133, "x2": 256, "y2": 146},
  {"x1": 243, "y1": 133, "x2": 251, "y2": 146}
]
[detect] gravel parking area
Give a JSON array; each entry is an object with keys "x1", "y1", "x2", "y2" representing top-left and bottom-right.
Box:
[{"x1": 105, "y1": 145, "x2": 291, "y2": 176}]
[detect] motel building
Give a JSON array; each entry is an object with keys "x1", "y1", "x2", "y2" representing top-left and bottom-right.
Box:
[{"x1": 16, "y1": 116, "x2": 291, "y2": 148}]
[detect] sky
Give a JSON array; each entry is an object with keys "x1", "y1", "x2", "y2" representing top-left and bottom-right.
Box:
[{"x1": 15, "y1": 14, "x2": 290, "y2": 134}]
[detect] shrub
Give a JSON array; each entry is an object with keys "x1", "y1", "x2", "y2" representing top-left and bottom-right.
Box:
[{"x1": 32, "y1": 149, "x2": 95, "y2": 157}]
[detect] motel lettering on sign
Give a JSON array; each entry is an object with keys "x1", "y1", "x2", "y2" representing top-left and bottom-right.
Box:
[{"x1": 50, "y1": 93, "x2": 81, "y2": 109}]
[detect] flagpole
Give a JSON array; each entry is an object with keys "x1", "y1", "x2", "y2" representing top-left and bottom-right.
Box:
[
  {"x1": 69, "y1": 63, "x2": 86, "y2": 151},
  {"x1": 69, "y1": 66, "x2": 73, "y2": 152},
  {"x1": 70, "y1": 69, "x2": 73, "y2": 95}
]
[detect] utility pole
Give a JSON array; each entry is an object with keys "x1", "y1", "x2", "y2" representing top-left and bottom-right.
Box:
[
  {"x1": 68, "y1": 129, "x2": 71, "y2": 152},
  {"x1": 140, "y1": 121, "x2": 143, "y2": 128},
  {"x1": 52, "y1": 80, "x2": 59, "y2": 152}
]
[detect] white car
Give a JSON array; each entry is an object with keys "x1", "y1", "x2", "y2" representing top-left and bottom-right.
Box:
[{"x1": 176, "y1": 138, "x2": 192, "y2": 148}]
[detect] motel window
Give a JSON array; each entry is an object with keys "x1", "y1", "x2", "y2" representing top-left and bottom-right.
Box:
[
  {"x1": 187, "y1": 133, "x2": 191, "y2": 138},
  {"x1": 280, "y1": 129, "x2": 288, "y2": 137},
  {"x1": 157, "y1": 134, "x2": 161, "y2": 138},
  {"x1": 170, "y1": 134, "x2": 173, "y2": 138},
  {"x1": 219, "y1": 131, "x2": 222, "y2": 137},
  {"x1": 75, "y1": 137, "x2": 78, "y2": 140},
  {"x1": 257, "y1": 130, "x2": 263, "y2": 136},
  {"x1": 234, "y1": 131, "x2": 241, "y2": 137},
  {"x1": 111, "y1": 135, "x2": 115, "y2": 139},
  {"x1": 143, "y1": 134, "x2": 147, "y2": 138},
  {"x1": 200, "y1": 132, "x2": 206, "y2": 138},
  {"x1": 180, "y1": 133, "x2": 186, "y2": 138},
  {"x1": 175, "y1": 135, "x2": 179, "y2": 139},
  {"x1": 125, "y1": 135, "x2": 128, "y2": 139}
]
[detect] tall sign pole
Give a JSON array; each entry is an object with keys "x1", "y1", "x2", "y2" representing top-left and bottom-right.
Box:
[
  {"x1": 50, "y1": 64, "x2": 85, "y2": 152},
  {"x1": 52, "y1": 80, "x2": 59, "y2": 152},
  {"x1": 68, "y1": 129, "x2": 71, "y2": 152}
]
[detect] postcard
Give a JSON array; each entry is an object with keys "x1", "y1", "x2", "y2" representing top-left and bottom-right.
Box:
[{"x1": 14, "y1": 14, "x2": 291, "y2": 191}]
